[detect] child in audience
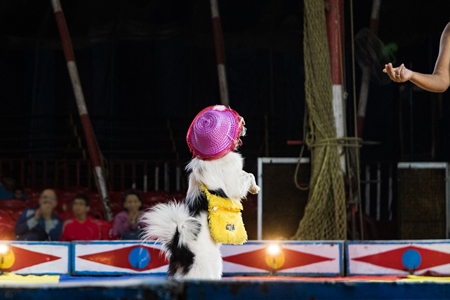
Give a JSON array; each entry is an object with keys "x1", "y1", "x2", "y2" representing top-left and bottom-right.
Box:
[
  {"x1": 60, "y1": 194, "x2": 101, "y2": 241},
  {"x1": 112, "y1": 190, "x2": 145, "y2": 240}
]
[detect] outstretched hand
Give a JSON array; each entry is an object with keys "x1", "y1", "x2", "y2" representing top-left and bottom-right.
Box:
[{"x1": 383, "y1": 63, "x2": 413, "y2": 83}]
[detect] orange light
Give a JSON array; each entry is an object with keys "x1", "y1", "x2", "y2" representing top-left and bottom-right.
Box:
[
  {"x1": 265, "y1": 244, "x2": 285, "y2": 274},
  {"x1": 0, "y1": 244, "x2": 9, "y2": 255}
]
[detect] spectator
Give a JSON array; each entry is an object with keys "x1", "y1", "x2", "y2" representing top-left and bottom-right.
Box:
[
  {"x1": 112, "y1": 190, "x2": 145, "y2": 240},
  {"x1": 15, "y1": 188, "x2": 62, "y2": 241},
  {"x1": 0, "y1": 172, "x2": 16, "y2": 200},
  {"x1": 12, "y1": 186, "x2": 28, "y2": 201},
  {"x1": 60, "y1": 194, "x2": 101, "y2": 241}
]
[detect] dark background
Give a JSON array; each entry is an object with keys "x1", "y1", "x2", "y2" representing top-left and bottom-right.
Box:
[{"x1": 1, "y1": 0, "x2": 450, "y2": 173}]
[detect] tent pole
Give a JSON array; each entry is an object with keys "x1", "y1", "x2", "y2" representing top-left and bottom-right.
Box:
[
  {"x1": 50, "y1": 0, "x2": 113, "y2": 221},
  {"x1": 325, "y1": 0, "x2": 346, "y2": 173},
  {"x1": 209, "y1": 0, "x2": 229, "y2": 106}
]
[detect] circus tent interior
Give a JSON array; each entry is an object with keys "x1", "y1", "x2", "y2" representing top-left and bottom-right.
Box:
[{"x1": 1, "y1": 0, "x2": 450, "y2": 299}]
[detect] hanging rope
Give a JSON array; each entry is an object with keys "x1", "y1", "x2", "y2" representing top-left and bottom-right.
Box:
[{"x1": 291, "y1": 0, "x2": 347, "y2": 240}]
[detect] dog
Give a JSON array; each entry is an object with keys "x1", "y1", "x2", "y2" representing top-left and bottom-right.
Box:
[{"x1": 141, "y1": 105, "x2": 259, "y2": 279}]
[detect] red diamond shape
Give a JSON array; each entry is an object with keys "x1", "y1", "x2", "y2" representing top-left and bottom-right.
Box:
[
  {"x1": 224, "y1": 248, "x2": 334, "y2": 271},
  {"x1": 78, "y1": 245, "x2": 167, "y2": 271},
  {"x1": 353, "y1": 246, "x2": 450, "y2": 271},
  {"x1": 4, "y1": 245, "x2": 61, "y2": 272}
]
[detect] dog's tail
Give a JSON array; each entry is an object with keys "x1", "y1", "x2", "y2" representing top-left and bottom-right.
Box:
[{"x1": 140, "y1": 202, "x2": 201, "y2": 258}]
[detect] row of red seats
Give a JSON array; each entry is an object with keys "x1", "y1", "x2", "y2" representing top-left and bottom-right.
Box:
[
  {"x1": 0, "y1": 188, "x2": 257, "y2": 241},
  {"x1": 0, "y1": 188, "x2": 187, "y2": 241}
]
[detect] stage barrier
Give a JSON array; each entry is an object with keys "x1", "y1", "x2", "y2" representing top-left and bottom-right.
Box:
[{"x1": 2, "y1": 240, "x2": 450, "y2": 277}]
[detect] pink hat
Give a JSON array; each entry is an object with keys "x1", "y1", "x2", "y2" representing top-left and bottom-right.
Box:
[{"x1": 187, "y1": 105, "x2": 244, "y2": 160}]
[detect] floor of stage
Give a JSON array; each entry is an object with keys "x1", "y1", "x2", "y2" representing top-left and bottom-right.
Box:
[{"x1": 2, "y1": 274, "x2": 450, "y2": 300}]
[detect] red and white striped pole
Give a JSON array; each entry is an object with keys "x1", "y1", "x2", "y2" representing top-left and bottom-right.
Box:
[
  {"x1": 325, "y1": 0, "x2": 346, "y2": 172},
  {"x1": 50, "y1": 0, "x2": 113, "y2": 221},
  {"x1": 209, "y1": 0, "x2": 229, "y2": 106}
]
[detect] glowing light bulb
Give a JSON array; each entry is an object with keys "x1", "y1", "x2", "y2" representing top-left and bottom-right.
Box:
[
  {"x1": 265, "y1": 243, "x2": 285, "y2": 274},
  {"x1": 0, "y1": 244, "x2": 9, "y2": 255},
  {"x1": 0, "y1": 244, "x2": 14, "y2": 271},
  {"x1": 267, "y1": 244, "x2": 281, "y2": 256}
]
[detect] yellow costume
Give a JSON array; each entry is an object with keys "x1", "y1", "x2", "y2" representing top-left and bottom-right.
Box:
[{"x1": 201, "y1": 184, "x2": 247, "y2": 244}]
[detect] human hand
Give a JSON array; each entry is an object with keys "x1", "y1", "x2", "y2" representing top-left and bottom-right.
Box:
[
  {"x1": 34, "y1": 208, "x2": 42, "y2": 220},
  {"x1": 383, "y1": 63, "x2": 413, "y2": 83}
]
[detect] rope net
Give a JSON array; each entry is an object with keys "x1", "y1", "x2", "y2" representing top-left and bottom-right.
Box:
[{"x1": 291, "y1": 0, "x2": 347, "y2": 240}]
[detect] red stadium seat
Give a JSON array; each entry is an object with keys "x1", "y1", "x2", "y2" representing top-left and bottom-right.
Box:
[
  {"x1": 95, "y1": 219, "x2": 115, "y2": 240},
  {"x1": 0, "y1": 210, "x2": 15, "y2": 223},
  {"x1": 64, "y1": 186, "x2": 89, "y2": 194},
  {"x1": 57, "y1": 211, "x2": 74, "y2": 222},
  {"x1": 0, "y1": 222, "x2": 15, "y2": 240},
  {"x1": 110, "y1": 202, "x2": 122, "y2": 215},
  {"x1": 86, "y1": 191, "x2": 101, "y2": 202},
  {"x1": 88, "y1": 209, "x2": 105, "y2": 220},
  {"x1": 10, "y1": 210, "x2": 23, "y2": 221},
  {"x1": 0, "y1": 199, "x2": 27, "y2": 211},
  {"x1": 143, "y1": 191, "x2": 170, "y2": 204},
  {"x1": 109, "y1": 191, "x2": 123, "y2": 204},
  {"x1": 0, "y1": 209, "x2": 16, "y2": 240}
]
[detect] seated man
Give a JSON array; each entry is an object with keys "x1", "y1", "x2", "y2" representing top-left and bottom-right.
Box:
[
  {"x1": 60, "y1": 194, "x2": 101, "y2": 241},
  {"x1": 15, "y1": 189, "x2": 62, "y2": 241},
  {"x1": 0, "y1": 172, "x2": 16, "y2": 200}
]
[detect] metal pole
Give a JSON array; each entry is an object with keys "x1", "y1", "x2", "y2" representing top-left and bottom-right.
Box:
[
  {"x1": 209, "y1": 0, "x2": 229, "y2": 106},
  {"x1": 50, "y1": 0, "x2": 113, "y2": 221},
  {"x1": 326, "y1": 0, "x2": 358, "y2": 239},
  {"x1": 325, "y1": 0, "x2": 346, "y2": 172}
]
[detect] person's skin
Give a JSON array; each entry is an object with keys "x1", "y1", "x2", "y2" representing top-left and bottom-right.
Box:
[
  {"x1": 123, "y1": 194, "x2": 142, "y2": 224},
  {"x1": 383, "y1": 22, "x2": 450, "y2": 93},
  {"x1": 72, "y1": 198, "x2": 90, "y2": 222},
  {"x1": 34, "y1": 189, "x2": 57, "y2": 221}
]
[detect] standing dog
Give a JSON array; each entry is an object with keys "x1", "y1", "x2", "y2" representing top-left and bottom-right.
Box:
[{"x1": 141, "y1": 105, "x2": 259, "y2": 279}]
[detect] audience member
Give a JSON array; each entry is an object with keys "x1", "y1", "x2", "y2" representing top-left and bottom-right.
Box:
[
  {"x1": 12, "y1": 186, "x2": 28, "y2": 201},
  {"x1": 0, "y1": 172, "x2": 16, "y2": 200},
  {"x1": 60, "y1": 194, "x2": 101, "y2": 241},
  {"x1": 15, "y1": 188, "x2": 63, "y2": 241},
  {"x1": 112, "y1": 190, "x2": 145, "y2": 240}
]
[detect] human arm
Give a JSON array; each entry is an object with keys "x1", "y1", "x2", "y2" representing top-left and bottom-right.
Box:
[
  {"x1": 14, "y1": 208, "x2": 37, "y2": 236},
  {"x1": 383, "y1": 22, "x2": 450, "y2": 93},
  {"x1": 112, "y1": 212, "x2": 128, "y2": 237}
]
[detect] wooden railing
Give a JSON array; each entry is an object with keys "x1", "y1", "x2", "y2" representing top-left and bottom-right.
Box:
[{"x1": 0, "y1": 158, "x2": 186, "y2": 193}]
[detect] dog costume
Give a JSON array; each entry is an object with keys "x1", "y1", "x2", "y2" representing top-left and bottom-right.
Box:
[{"x1": 141, "y1": 105, "x2": 259, "y2": 279}]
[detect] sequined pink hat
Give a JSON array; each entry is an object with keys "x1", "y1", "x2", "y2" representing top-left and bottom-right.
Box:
[{"x1": 187, "y1": 105, "x2": 245, "y2": 160}]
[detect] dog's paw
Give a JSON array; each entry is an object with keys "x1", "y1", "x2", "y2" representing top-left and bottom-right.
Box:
[{"x1": 249, "y1": 184, "x2": 260, "y2": 195}]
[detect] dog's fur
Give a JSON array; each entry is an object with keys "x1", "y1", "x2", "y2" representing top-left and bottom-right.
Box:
[{"x1": 141, "y1": 151, "x2": 259, "y2": 279}]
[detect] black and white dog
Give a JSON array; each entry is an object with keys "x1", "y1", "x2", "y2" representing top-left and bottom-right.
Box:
[{"x1": 141, "y1": 105, "x2": 259, "y2": 279}]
